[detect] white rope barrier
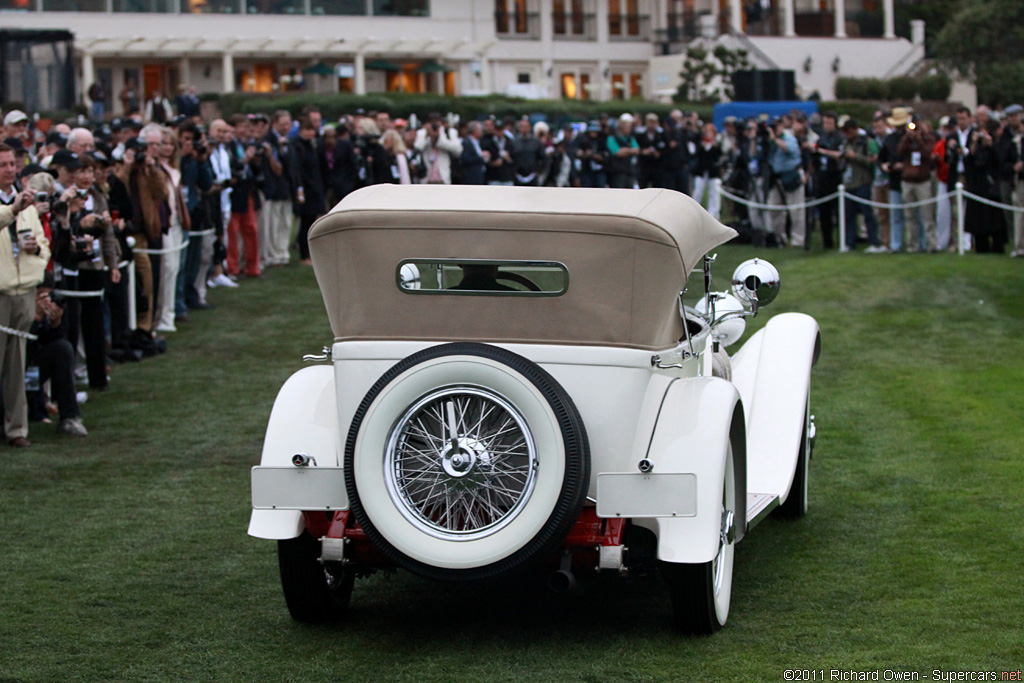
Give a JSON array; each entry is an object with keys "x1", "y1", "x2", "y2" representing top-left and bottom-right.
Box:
[
  {"x1": 719, "y1": 180, "x2": 1024, "y2": 257},
  {"x1": 0, "y1": 324, "x2": 37, "y2": 341},
  {"x1": 188, "y1": 229, "x2": 216, "y2": 238},
  {"x1": 719, "y1": 187, "x2": 840, "y2": 211},
  {"x1": 53, "y1": 289, "x2": 105, "y2": 299},
  {"x1": 135, "y1": 241, "x2": 190, "y2": 256}
]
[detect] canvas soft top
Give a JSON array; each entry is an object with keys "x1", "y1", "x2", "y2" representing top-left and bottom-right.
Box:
[{"x1": 308, "y1": 185, "x2": 736, "y2": 350}]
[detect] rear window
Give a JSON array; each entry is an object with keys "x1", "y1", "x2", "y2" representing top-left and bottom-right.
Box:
[{"x1": 397, "y1": 259, "x2": 569, "y2": 297}]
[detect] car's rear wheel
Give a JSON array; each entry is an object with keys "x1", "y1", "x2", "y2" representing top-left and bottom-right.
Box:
[
  {"x1": 661, "y1": 440, "x2": 736, "y2": 635},
  {"x1": 776, "y1": 394, "x2": 811, "y2": 519},
  {"x1": 278, "y1": 531, "x2": 354, "y2": 623},
  {"x1": 345, "y1": 342, "x2": 590, "y2": 581}
]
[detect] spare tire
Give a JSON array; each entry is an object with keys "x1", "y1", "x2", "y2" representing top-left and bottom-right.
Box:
[{"x1": 345, "y1": 342, "x2": 590, "y2": 581}]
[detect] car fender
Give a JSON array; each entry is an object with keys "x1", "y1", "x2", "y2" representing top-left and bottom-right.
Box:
[
  {"x1": 730, "y1": 312, "x2": 820, "y2": 505},
  {"x1": 634, "y1": 377, "x2": 747, "y2": 564},
  {"x1": 248, "y1": 365, "x2": 339, "y2": 540}
]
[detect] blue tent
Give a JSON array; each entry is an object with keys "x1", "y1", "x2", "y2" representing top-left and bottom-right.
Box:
[{"x1": 712, "y1": 101, "x2": 818, "y2": 129}]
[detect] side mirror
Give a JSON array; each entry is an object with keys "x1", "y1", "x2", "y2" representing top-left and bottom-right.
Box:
[{"x1": 731, "y1": 258, "x2": 780, "y2": 309}]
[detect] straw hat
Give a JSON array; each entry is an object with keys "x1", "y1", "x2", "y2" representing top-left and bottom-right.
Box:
[{"x1": 886, "y1": 107, "x2": 912, "y2": 127}]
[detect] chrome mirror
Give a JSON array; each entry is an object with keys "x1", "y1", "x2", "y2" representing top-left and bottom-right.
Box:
[{"x1": 731, "y1": 258, "x2": 780, "y2": 309}]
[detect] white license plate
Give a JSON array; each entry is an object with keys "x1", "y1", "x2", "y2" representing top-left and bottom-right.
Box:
[
  {"x1": 251, "y1": 467, "x2": 349, "y2": 511},
  {"x1": 595, "y1": 473, "x2": 697, "y2": 518}
]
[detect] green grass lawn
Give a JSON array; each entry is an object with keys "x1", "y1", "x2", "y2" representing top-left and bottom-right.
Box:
[{"x1": 2, "y1": 245, "x2": 1022, "y2": 682}]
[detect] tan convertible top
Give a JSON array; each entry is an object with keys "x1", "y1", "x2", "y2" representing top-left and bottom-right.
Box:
[{"x1": 309, "y1": 185, "x2": 736, "y2": 350}]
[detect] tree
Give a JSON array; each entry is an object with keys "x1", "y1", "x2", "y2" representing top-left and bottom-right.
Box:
[
  {"x1": 675, "y1": 45, "x2": 750, "y2": 104},
  {"x1": 930, "y1": 0, "x2": 1024, "y2": 104}
]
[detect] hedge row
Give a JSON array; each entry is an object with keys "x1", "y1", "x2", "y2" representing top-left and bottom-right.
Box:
[
  {"x1": 211, "y1": 92, "x2": 713, "y2": 125},
  {"x1": 834, "y1": 74, "x2": 951, "y2": 102}
]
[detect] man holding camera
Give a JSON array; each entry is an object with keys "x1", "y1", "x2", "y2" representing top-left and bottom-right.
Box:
[
  {"x1": 1, "y1": 142, "x2": 51, "y2": 447},
  {"x1": 260, "y1": 111, "x2": 296, "y2": 268},
  {"x1": 897, "y1": 116, "x2": 938, "y2": 252},
  {"x1": 414, "y1": 115, "x2": 462, "y2": 185},
  {"x1": 766, "y1": 117, "x2": 806, "y2": 248},
  {"x1": 224, "y1": 114, "x2": 263, "y2": 278}
]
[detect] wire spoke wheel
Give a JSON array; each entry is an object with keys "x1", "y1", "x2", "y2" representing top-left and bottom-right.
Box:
[{"x1": 385, "y1": 386, "x2": 539, "y2": 541}]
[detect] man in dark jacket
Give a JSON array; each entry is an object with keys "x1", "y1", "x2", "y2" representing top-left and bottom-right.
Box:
[
  {"x1": 509, "y1": 119, "x2": 546, "y2": 186},
  {"x1": 260, "y1": 110, "x2": 298, "y2": 267},
  {"x1": 877, "y1": 107, "x2": 909, "y2": 251},
  {"x1": 636, "y1": 113, "x2": 667, "y2": 188},
  {"x1": 481, "y1": 118, "x2": 515, "y2": 185},
  {"x1": 460, "y1": 121, "x2": 489, "y2": 185}
]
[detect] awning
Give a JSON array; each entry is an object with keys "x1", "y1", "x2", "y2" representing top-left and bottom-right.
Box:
[
  {"x1": 365, "y1": 59, "x2": 401, "y2": 71},
  {"x1": 302, "y1": 61, "x2": 334, "y2": 76},
  {"x1": 416, "y1": 60, "x2": 453, "y2": 74}
]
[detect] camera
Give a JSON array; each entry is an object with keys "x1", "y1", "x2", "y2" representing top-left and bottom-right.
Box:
[
  {"x1": 255, "y1": 145, "x2": 267, "y2": 156},
  {"x1": 76, "y1": 189, "x2": 89, "y2": 200},
  {"x1": 74, "y1": 236, "x2": 93, "y2": 252},
  {"x1": 193, "y1": 141, "x2": 207, "y2": 155},
  {"x1": 34, "y1": 192, "x2": 49, "y2": 203}
]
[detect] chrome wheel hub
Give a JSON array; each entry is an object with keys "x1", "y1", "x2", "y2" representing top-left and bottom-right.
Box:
[{"x1": 384, "y1": 385, "x2": 538, "y2": 541}]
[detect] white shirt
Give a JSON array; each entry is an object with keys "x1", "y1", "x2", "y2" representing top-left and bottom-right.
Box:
[{"x1": 956, "y1": 126, "x2": 971, "y2": 173}]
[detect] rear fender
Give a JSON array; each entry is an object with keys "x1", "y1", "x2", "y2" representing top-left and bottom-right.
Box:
[
  {"x1": 730, "y1": 312, "x2": 820, "y2": 504},
  {"x1": 248, "y1": 365, "x2": 339, "y2": 540},
  {"x1": 633, "y1": 377, "x2": 746, "y2": 564}
]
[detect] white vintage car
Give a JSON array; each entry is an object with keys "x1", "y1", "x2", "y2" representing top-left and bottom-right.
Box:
[{"x1": 249, "y1": 185, "x2": 820, "y2": 634}]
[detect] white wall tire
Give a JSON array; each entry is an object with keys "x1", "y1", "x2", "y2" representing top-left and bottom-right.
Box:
[
  {"x1": 661, "y1": 440, "x2": 736, "y2": 635},
  {"x1": 345, "y1": 343, "x2": 590, "y2": 581}
]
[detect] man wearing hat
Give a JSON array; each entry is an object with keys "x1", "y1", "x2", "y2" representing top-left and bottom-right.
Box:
[
  {"x1": 3, "y1": 110, "x2": 30, "y2": 146},
  {"x1": 878, "y1": 107, "x2": 910, "y2": 251},
  {"x1": 49, "y1": 149, "x2": 83, "y2": 193},
  {"x1": 481, "y1": 118, "x2": 515, "y2": 186}
]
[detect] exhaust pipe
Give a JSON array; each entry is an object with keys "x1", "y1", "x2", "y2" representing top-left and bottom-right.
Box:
[{"x1": 547, "y1": 569, "x2": 576, "y2": 594}]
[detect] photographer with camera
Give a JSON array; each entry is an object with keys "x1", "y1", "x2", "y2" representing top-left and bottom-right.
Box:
[
  {"x1": 766, "y1": 117, "x2": 806, "y2": 248},
  {"x1": 1, "y1": 142, "x2": 52, "y2": 447},
  {"x1": 177, "y1": 121, "x2": 214, "y2": 315},
  {"x1": 224, "y1": 114, "x2": 263, "y2": 279},
  {"x1": 896, "y1": 115, "x2": 938, "y2": 252},
  {"x1": 260, "y1": 111, "x2": 297, "y2": 268},
  {"x1": 414, "y1": 114, "x2": 463, "y2": 185},
  {"x1": 51, "y1": 153, "x2": 118, "y2": 389}
]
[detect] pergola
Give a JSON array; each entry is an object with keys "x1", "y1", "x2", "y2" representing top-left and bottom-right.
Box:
[{"x1": 76, "y1": 35, "x2": 495, "y2": 93}]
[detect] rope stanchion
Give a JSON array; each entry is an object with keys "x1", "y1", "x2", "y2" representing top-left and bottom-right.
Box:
[
  {"x1": 838, "y1": 184, "x2": 847, "y2": 254},
  {"x1": 956, "y1": 182, "x2": 966, "y2": 257},
  {"x1": 0, "y1": 324, "x2": 37, "y2": 341},
  {"x1": 128, "y1": 261, "x2": 137, "y2": 330}
]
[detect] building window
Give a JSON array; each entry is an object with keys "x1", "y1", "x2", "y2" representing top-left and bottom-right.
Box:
[
  {"x1": 373, "y1": 0, "x2": 428, "y2": 16},
  {"x1": 579, "y1": 72, "x2": 590, "y2": 100},
  {"x1": 42, "y1": 0, "x2": 106, "y2": 10},
  {"x1": 181, "y1": 0, "x2": 240, "y2": 13},
  {"x1": 311, "y1": 0, "x2": 366, "y2": 14},
  {"x1": 114, "y1": 0, "x2": 176, "y2": 12},
  {"x1": 560, "y1": 73, "x2": 577, "y2": 99},
  {"x1": 609, "y1": 0, "x2": 648, "y2": 39},
  {"x1": 554, "y1": 0, "x2": 593, "y2": 39},
  {"x1": 245, "y1": 0, "x2": 304, "y2": 13},
  {"x1": 496, "y1": 0, "x2": 539, "y2": 39},
  {"x1": 517, "y1": 72, "x2": 531, "y2": 84},
  {"x1": 629, "y1": 73, "x2": 642, "y2": 98},
  {"x1": 611, "y1": 72, "x2": 625, "y2": 100}
]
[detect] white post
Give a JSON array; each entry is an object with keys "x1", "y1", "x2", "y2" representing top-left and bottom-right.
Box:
[
  {"x1": 955, "y1": 181, "x2": 966, "y2": 255},
  {"x1": 883, "y1": 0, "x2": 895, "y2": 39},
  {"x1": 729, "y1": 0, "x2": 742, "y2": 33},
  {"x1": 354, "y1": 52, "x2": 366, "y2": 95},
  {"x1": 782, "y1": 0, "x2": 796, "y2": 37},
  {"x1": 838, "y1": 184, "x2": 847, "y2": 251},
  {"x1": 81, "y1": 52, "x2": 95, "y2": 106},
  {"x1": 221, "y1": 53, "x2": 235, "y2": 93},
  {"x1": 479, "y1": 56, "x2": 491, "y2": 94},
  {"x1": 128, "y1": 261, "x2": 137, "y2": 331},
  {"x1": 833, "y1": 0, "x2": 846, "y2": 38},
  {"x1": 180, "y1": 56, "x2": 191, "y2": 87}
]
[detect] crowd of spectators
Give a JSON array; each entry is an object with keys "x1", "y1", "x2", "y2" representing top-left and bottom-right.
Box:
[{"x1": 1, "y1": 95, "x2": 1022, "y2": 446}]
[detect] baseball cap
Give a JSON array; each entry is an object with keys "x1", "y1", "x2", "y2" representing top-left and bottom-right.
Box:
[
  {"x1": 1005, "y1": 104, "x2": 1023, "y2": 116},
  {"x1": 51, "y1": 149, "x2": 83, "y2": 171},
  {"x1": 3, "y1": 110, "x2": 29, "y2": 126}
]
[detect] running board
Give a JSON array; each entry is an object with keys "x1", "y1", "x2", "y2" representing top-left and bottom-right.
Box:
[{"x1": 746, "y1": 493, "x2": 779, "y2": 529}]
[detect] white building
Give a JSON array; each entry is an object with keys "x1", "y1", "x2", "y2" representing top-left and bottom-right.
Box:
[{"x1": 0, "y1": 0, "x2": 921, "y2": 112}]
